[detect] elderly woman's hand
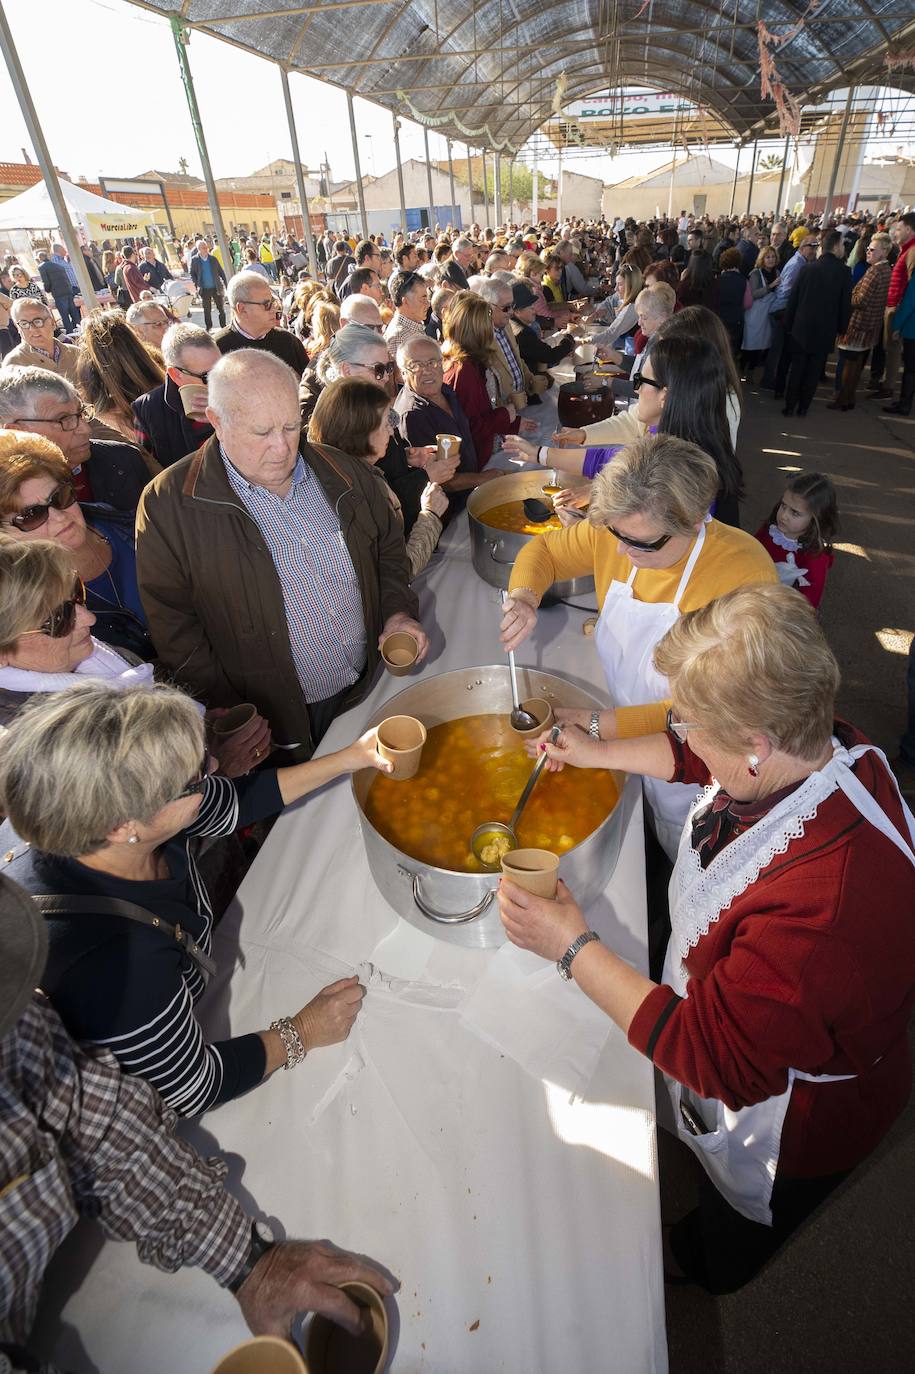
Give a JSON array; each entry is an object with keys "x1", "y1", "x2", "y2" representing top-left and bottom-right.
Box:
[
  {"x1": 420, "y1": 482, "x2": 449, "y2": 518},
  {"x1": 501, "y1": 434, "x2": 537, "y2": 463},
  {"x1": 379, "y1": 612, "x2": 428, "y2": 664},
  {"x1": 238, "y1": 1239, "x2": 395, "y2": 1340},
  {"x1": 498, "y1": 878, "x2": 588, "y2": 962},
  {"x1": 206, "y1": 708, "x2": 272, "y2": 777},
  {"x1": 294, "y1": 976, "x2": 365, "y2": 1051},
  {"x1": 522, "y1": 722, "x2": 604, "y2": 773},
  {"x1": 552, "y1": 488, "x2": 588, "y2": 525}
]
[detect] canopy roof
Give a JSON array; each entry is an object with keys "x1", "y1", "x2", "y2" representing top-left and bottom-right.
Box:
[
  {"x1": 130, "y1": 1, "x2": 915, "y2": 151},
  {"x1": 0, "y1": 177, "x2": 154, "y2": 231}
]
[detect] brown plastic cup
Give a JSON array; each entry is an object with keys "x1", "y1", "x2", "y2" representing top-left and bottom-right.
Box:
[
  {"x1": 303, "y1": 1281, "x2": 390, "y2": 1374},
  {"x1": 436, "y1": 432, "x2": 461, "y2": 463},
  {"x1": 501, "y1": 848, "x2": 560, "y2": 898},
  {"x1": 209, "y1": 1335, "x2": 307, "y2": 1374},
  {"x1": 380, "y1": 631, "x2": 418, "y2": 677},
  {"x1": 376, "y1": 714, "x2": 427, "y2": 779},
  {"x1": 509, "y1": 697, "x2": 554, "y2": 738},
  {"x1": 211, "y1": 703, "x2": 257, "y2": 738}
]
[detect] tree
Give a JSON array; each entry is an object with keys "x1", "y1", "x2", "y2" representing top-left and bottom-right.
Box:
[{"x1": 758, "y1": 154, "x2": 784, "y2": 170}]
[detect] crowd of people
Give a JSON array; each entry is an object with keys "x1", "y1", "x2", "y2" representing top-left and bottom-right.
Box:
[{"x1": 0, "y1": 196, "x2": 913, "y2": 1367}]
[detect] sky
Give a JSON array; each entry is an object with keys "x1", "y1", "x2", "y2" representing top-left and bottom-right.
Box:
[{"x1": 0, "y1": 0, "x2": 911, "y2": 195}]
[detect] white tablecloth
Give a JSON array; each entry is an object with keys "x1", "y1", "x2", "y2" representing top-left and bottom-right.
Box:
[{"x1": 39, "y1": 437, "x2": 667, "y2": 1374}]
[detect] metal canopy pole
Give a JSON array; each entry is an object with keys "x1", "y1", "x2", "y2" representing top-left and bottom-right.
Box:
[
  {"x1": 346, "y1": 90, "x2": 369, "y2": 240},
  {"x1": 392, "y1": 113, "x2": 407, "y2": 233},
  {"x1": 775, "y1": 134, "x2": 791, "y2": 215},
  {"x1": 482, "y1": 149, "x2": 490, "y2": 224},
  {"x1": 169, "y1": 18, "x2": 231, "y2": 276},
  {"x1": 0, "y1": 5, "x2": 97, "y2": 307},
  {"x1": 466, "y1": 146, "x2": 475, "y2": 225},
  {"x1": 532, "y1": 140, "x2": 539, "y2": 221},
  {"x1": 823, "y1": 86, "x2": 856, "y2": 222},
  {"x1": 423, "y1": 126, "x2": 436, "y2": 231},
  {"x1": 446, "y1": 139, "x2": 457, "y2": 229},
  {"x1": 279, "y1": 67, "x2": 318, "y2": 277},
  {"x1": 728, "y1": 143, "x2": 742, "y2": 217},
  {"x1": 745, "y1": 139, "x2": 759, "y2": 216},
  {"x1": 557, "y1": 144, "x2": 563, "y2": 223},
  {"x1": 494, "y1": 154, "x2": 503, "y2": 226},
  {"x1": 508, "y1": 159, "x2": 514, "y2": 225}
]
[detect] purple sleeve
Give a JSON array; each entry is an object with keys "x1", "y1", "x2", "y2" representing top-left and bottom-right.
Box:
[{"x1": 583, "y1": 445, "x2": 621, "y2": 479}]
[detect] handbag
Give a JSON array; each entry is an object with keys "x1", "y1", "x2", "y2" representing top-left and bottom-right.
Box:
[{"x1": 33, "y1": 893, "x2": 217, "y2": 981}]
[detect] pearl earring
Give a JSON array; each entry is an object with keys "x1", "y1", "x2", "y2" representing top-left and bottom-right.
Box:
[
  {"x1": 747, "y1": 755, "x2": 760, "y2": 778},
  {"x1": 127, "y1": 834, "x2": 139, "y2": 844}
]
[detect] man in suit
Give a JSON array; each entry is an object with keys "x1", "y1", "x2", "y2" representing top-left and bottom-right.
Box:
[
  {"x1": 783, "y1": 230, "x2": 852, "y2": 417},
  {"x1": 442, "y1": 237, "x2": 478, "y2": 291},
  {"x1": 37, "y1": 248, "x2": 80, "y2": 332},
  {"x1": 189, "y1": 238, "x2": 228, "y2": 330}
]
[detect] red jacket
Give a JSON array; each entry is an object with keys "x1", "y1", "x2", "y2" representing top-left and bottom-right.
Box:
[
  {"x1": 887, "y1": 234, "x2": 915, "y2": 309},
  {"x1": 124, "y1": 260, "x2": 147, "y2": 303},
  {"x1": 442, "y1": 357, "x2": 519, "y2": 468},
  {"x1": 629, "y1": 723, "x2": 915, "y2": 1180},
  {"x1": 754, "y1": 524, "x2": 833, "y2": 609}
]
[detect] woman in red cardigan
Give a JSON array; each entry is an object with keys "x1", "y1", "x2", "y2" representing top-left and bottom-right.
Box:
[
  {"x1": 499, "y1": 584, "x2": 915, "y2": 1293},
  {"x1": 441, "y1": 290, "x2": 520, "y2": 468}
]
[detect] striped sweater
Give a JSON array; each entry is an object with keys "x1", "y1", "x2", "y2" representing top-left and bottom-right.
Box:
[{"x1": 1, "y1": 770, "x2": 282, "y2": 1116}]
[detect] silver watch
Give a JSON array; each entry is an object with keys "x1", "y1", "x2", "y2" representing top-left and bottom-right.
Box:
[
  {"x1": 557, "y1": 931, "x2": 601, "y2": 981},
  {"x1": 588, "y1": 710, "x2": 601, "y2": 740}
]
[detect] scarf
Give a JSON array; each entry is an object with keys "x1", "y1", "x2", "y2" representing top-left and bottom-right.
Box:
[{"x1": 0, "y1": 638, "x2": 154, "y2": 696}]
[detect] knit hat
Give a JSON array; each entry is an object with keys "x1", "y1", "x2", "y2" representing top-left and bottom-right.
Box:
[{"x1": 0, "y1": 873, "x2": 47, "y2": 1038}]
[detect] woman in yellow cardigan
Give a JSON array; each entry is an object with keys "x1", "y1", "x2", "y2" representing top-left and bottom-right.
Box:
[{"x1": 501, "y1": 433, "x2": 776, "y2": 859}]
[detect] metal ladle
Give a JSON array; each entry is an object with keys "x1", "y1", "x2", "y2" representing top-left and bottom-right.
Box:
[
  {"x1": 471, "y1": 725, "x2": 563, "y2": 868},
  {"x1": 501, "y1": 590, "x2": 539, "y2": 732}
]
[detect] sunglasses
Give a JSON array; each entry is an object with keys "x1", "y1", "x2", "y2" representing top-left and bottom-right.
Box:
[
  {"x1": 631, "y1": 373, "x2": 664, "y2": 393},
  {"x1": 608, "y1": 523, "x2": 672, "y2": 553},
  {"x1": 4, "y1": 481, "x2": 78, "y2": 532},
  {"x1": 21, "y1": 576, "x2": 87, "y2": 640},
  {"x1": 666, "y1": 708, "x2": 701, "y2": 743},
  {"x1": 359, "y1": 360, "x2": 395, "y2": 381},
  {"x1": 175, "y1": 749, "x2": 211, "y2": 801}
]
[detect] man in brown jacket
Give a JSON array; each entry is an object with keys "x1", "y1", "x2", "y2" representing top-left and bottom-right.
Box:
[{"x1": 136, "y1": 349, "x2": 426, "y2": 760}]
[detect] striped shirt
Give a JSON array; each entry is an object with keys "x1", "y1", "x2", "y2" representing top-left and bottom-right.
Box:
[
  {"x1": 0, "y1": 996, "x2": 250, "y2": 1349},
  {"x1": 2, "y1": 769, "x2": 282, "y2": 1117},
  {"x1": 222, "y1": 448, "x2": 367, "y2": 703},
  {"x1": 494, "y1": 326, "x2": 525, "y2": 392}
]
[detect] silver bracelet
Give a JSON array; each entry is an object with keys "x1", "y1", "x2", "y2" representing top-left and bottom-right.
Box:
[
  {"x1": 588, "y1": 710, "x2": 601, "y2": 740},
  {"x1": 270, "y1": 1016, "x2": 307, "y2": 1070}
]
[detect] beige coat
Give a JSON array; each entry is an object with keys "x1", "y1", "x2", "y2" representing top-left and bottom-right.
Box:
[{"x1": 490, "y1": 326, "x2": 548, "y2": 409}]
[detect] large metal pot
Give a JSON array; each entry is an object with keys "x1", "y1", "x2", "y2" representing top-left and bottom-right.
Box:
[
  {"x1": 466, "y1": 469, "x2": 595, "y2": 603},
  {"x1": 352, "y1": 665, "x2": 625, "y2": 948}
]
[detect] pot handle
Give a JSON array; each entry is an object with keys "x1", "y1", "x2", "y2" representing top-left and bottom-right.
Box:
[
  {"x1": 487, "y1": 539, "x2": 514, "y2": 567},
  {"x1": 406, "y1": 869, "x2": 495, "y2": 925}
]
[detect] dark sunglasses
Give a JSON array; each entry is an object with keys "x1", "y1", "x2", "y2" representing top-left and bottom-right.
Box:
[
  {"x1": 361, "y1": 360, "x2": 395, "y2": 381},
  {"x1": 631, "y1": 373, "x2": 664, "y2": 393},
  {"x1": 608, "y1": 523, "x2": 672, "y2": 553},
  {"x1": 4, "y1": 481, "x2": 78, "y2": 532},
  {"x1": 175, "y1": 749, "x2": 211, "y2": 801},
  {"x1": 21, "y1": 576, "x2": 87, "y2": 639}
]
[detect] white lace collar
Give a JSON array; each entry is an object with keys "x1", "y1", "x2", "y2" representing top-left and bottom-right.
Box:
[{"x1": 767, "y1": 523, "x2": 802, "y2": 553}]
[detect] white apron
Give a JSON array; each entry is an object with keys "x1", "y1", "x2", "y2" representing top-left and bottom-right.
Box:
[
  {"x1": 662, "y1": 738, "x2": 915, "y2": 1226},
  {"x1": 594, "y1": 521, "x2": 707, "y2": 861}
]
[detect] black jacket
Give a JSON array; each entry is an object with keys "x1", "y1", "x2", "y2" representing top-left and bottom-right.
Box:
[
  {"x1": 84, "y1": 439, "x2": 152, "y2": 512},
  {"x1": 38, "y1": 258, "x2": 73, "y2": 299},
  {"x1": 442, "y1": 259, "x2": 471, "y2": 291},
  {"x1": 785, "y1": 253, "x2": 853, "y2": 355},
  {"x1": 133, "y1": 377, "x2": 214, "y2": 470},
  {"x1": 189, "y1": 254, "x2": 227, "y2": 292},
  {"x1": 511, "y1": 319, "x2": 574, "y2": 372},
  {"x1": 214, "y1": 325, "x2": 308, "y2": 375}
]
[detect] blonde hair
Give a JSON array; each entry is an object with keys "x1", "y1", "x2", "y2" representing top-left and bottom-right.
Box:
[
  {"x1": 441, "y1": 290, "x2": 497, "y2": 369},
  {"x1": 588, "y1": 434, "x2": 718, "y2": 536},
  {"x1": 617, "y1": 264, "x2": 643, "y2": 306},
  {"x1": 515, "y1": 250, "x2": 544, "y2": 280},
  {"x1": 0, "y1": 431, "x2": 71, "y2": 517},
  {"x1": 654, "y1": 583, "x2": 839, "y2": 759},
  {"x1": 0, "y1": 537, "x2": 75, "y2": 651},
  {"x1": 0, "y1": 682, "x2": 205, "y2": 857},
  {"x1": 307, "y1": 298, "x2": 340, "y2": 358}
]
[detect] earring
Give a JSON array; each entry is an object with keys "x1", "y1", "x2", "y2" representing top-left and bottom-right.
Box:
[
  {"x1": 747, "y1": 755, "x2": 760, "y2": 778},
  {"x1": 127, "y1": 834, "x2": 138, "y2": 844}
]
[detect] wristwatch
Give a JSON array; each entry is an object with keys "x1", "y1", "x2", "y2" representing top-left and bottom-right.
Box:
[
  {"x1": 226, "y1": 1219, "x2": 276, "y2": 1295},
  {"x1": 588, "y1": 710, "x2": 601, "y2": 740},
  {"x1": 557, "y1": 931, "x2": 601, "y2": 981}
]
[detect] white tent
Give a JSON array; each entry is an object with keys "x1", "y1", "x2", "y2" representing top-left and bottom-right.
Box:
[{"x1": 0, "y1": 177, "x2": 154, "y2": 238}]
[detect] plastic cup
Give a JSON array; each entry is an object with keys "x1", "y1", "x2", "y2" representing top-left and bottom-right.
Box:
[
  {"x1": 179, "y1": 382, "x2": 209, "y2": 416},
  {"x1": 376, "y1": 715, "x2": 427, "y2": 779},
  {"x1": 211, "y1": 703, "x2": 257, "y2": 738},
  {"x1": 380, "y1": 631, "x2": 418, "y2": 677},
  {"x1": 303, "y1": 1281, "x2": 390, "y2": 1374},
  {"x1": 501, "y1": 848, "x2": 560, "y2": 898},
  {"x1": 509, "y1": 697, "x2": 554, "y2": 739},
  {"x1": 209, "y1": 1335, "x2": 307, "y2": 1374},
  {"x1": 573, "y1": 343, "x2": 597, "y2": 366},
  {"x1": 436, "y1": 432, "x2": 461, "y2": 464}
]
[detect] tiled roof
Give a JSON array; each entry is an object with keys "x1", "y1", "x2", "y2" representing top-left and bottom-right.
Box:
[{"x1": 0, "y1": 163, "x2": 64, "y2": 188}]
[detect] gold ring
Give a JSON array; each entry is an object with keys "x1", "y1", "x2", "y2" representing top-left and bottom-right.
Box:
[{"x1": 254, "y1": 748, "x2": 260, "y2": 758}]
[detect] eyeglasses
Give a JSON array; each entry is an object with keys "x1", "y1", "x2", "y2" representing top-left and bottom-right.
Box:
[
  {"x1": 631, "y1": 373, "x2": 664, "y2": 393},
  {"x1": 20, "y1": 577, "x2": 87, "y2": 640},
  {"x1": 666, "y1": 708, "x2": 701, "y2": 743},
  {"x1": 239, "y1": 298, "x2": 278, "y2": 310},
  {"x1": 3, "y1": 481, "x2": 78, "y2": 532},
  {"x1": 403, "y1": 357, "x2": 443, "y2": 374},
  {"x1": 175, "y1": 749, "x2": 211, "y2": 801},
  {"x1": 17, "y1": 316, "x2": 53, "y2": 330},
  {"x1": 178, "y1": 366, "x2": 210, "y2": 383},
  {"x1": 608, "y1": 522, "x2": 672, "y2": 553},
  {"x1": 356, "y1": 360, "x2": 395, "y2": 381},
  {"x1": 9, "y1": 402, "x2": 88, "y2": 432}
]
